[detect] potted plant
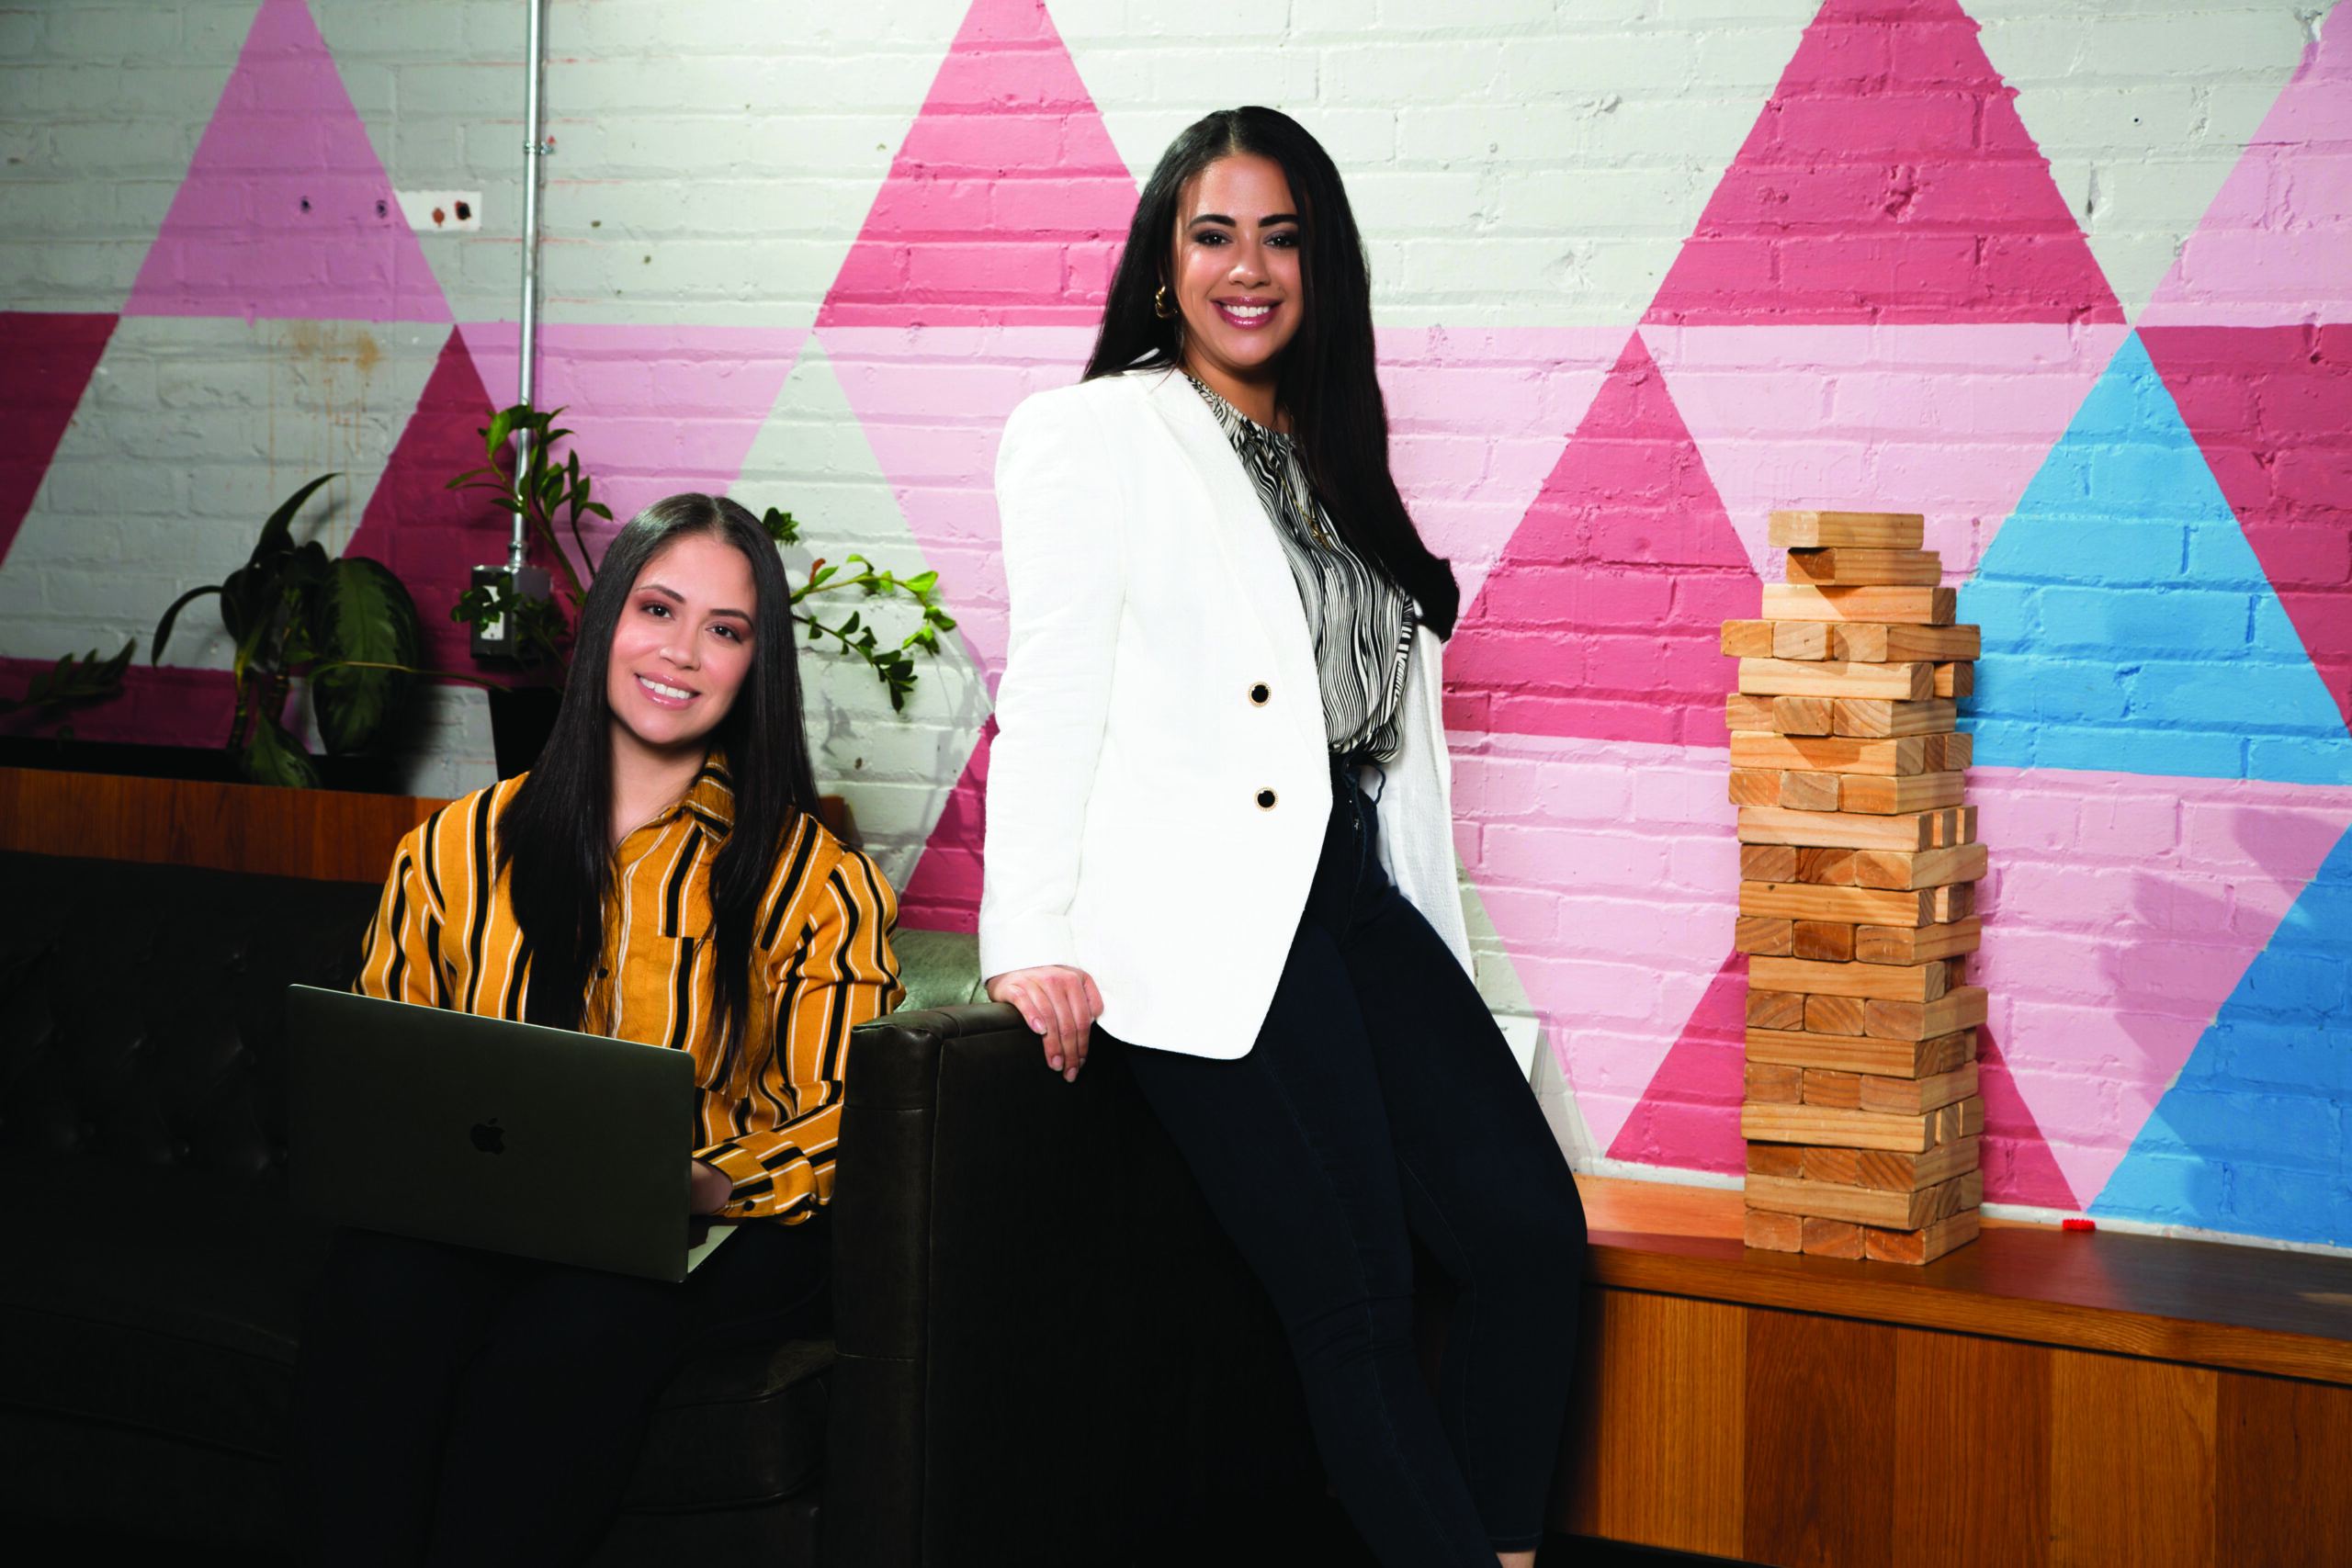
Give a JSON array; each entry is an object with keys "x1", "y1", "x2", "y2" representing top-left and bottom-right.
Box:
[
  {"x1": 152, "y1": 474, "x2": 427, "y2": 789},
  {"x1": 450, "y1": 403, "x2": 957, "y2": 775}
]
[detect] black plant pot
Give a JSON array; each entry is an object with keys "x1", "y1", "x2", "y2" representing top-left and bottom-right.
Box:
[{"x1": 487, "y1": 686, "x2": 564, "y2": 780}]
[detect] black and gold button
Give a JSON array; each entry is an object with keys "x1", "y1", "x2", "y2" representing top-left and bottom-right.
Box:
[
  {"x1": 1249, "y1": 682, "x2": 1271, "y2": 705},
  {"x1": 1255, "y1": 788, "x2": 1278, "y2": 810}
]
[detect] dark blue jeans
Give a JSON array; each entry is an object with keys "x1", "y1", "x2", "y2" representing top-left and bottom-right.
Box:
[{"x1": 1126, "y1": 762, "x2": 1587, "y2": 1564}]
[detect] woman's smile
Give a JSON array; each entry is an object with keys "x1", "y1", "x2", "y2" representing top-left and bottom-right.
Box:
[{"x1": 632, "y1": 671, "x2": 698, "y2": 706}]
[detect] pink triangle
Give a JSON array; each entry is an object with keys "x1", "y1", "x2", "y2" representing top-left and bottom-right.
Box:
[
  {"x1": 1974, "y1": 1023, "x2": 2077, "y2": 1210},
  {"x1": 2141, "y1": 6, "x2": 2352, "y2": 328},
  {"x1": 1446, "y1": 330, "x2": 1760, "y2": 748},
  {"x1": 460, "y1": 323, "x2": 806, "y2": 573},
  {"x1": 1646, "y1": 321, "x2": 2131, "y2": 583},
  {"x1": 1645, "y1": 0, "x2": 2120, "y2": 326},
  {"x1": 125, "y1": 0, "x2": 447, "y2": 323},
  {"x1": 898, "y1": 718, "x2": 993, "y2": 932},
  {"x1": 2142, "y1": 324, "x2": 2352, "y2": 735},
  {"x1": 1968, "y1": 765, "x2": 2352, "y2": 1207},
  {"x1": 1605, "y1": 951, "x2": 1748, "y2": 1175},
  {"x1": 817, "y1": 0, "x2": 1137, "y2": 327},
  {"x1": 340, "y1": 325, "x2": 514, "y2": 675},
  {"x1": 1452, "y1": 730, "x2": 1740, "y2": 1155},
  {"x1": 0, "y1": 312, "x2": 116, "y2": 567}
]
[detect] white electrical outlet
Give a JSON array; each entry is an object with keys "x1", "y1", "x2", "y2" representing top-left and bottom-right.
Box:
[{"x1": 395, "y1": 190, "x2": 483, "y2": 232}]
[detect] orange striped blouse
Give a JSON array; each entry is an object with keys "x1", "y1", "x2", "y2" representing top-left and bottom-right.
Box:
[{"x1": 353, "y1": 756, "x2": 903, "y2": 1223}]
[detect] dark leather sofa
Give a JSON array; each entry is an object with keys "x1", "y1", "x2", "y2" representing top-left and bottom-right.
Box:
[{"x1": 0, "y1": 852, "x2": 1321, "y2": 1565}]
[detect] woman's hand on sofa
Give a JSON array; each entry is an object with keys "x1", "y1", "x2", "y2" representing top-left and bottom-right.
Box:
[{"x1": 984, "y1": 966, "x2": 1102, "y2": 1082}]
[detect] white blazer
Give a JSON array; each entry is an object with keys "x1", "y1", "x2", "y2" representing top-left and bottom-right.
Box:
[{"x1": 978, "y1": 367, "x2": 1473, "y2": 1059}]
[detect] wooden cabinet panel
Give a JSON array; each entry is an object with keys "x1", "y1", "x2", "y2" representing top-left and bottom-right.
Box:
[
  {"x1": 2215, "y1": 1371, "x2": 2352, "y2": 1567},
  {"x1": 2050, "y1": 1351, "x2": 2216, "y2": 1568},
  {"x1": 1555, "y1": 1287, "x2": 1745, "y2": 1559},
  {"x1": 1892, "y1": 1328, "x2": 2050, "y2": 1568},
  {"x1": 1743, "y1": 1308, "x2": 1895, "y2": 1568}
]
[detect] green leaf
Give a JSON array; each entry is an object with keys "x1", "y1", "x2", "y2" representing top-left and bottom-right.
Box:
[
  {"x1": 253, "y1": 472, "x2": 338, "y2": 568},
  {"x1": 904, "y1": 570, "x2": 938, "y2": 595},
  {"x1": 485, "y1": 405, "x2": 516, "y2": 456},
  {"x1": 311, "y1": 557, "x2": 422, "y2": 754},
  {"x1": 151, "y1": 583, "x2": 221, "y2": 663},
  {"x1": 240, "y1": 708, "x2": 321, "y2": 788}
]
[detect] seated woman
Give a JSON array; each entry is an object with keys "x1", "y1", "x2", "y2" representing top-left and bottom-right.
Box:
[
  {"x1": 981, "y1": 108, "x2": 1587, "y2": 1566},
  {"x1": 288, "y1": 493, "x2": 902, "y2": 1567}
]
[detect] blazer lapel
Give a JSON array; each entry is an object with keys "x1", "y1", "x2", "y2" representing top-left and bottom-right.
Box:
[{"x1": 1136, "y1": 370, "x2": 1317, "y2": 678}]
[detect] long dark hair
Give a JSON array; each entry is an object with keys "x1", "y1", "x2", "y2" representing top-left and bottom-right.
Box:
[
  {"x1": 498, "y1": 493, "x2": 820, "y2": 1066},
  {"x1": 1085, "y1": 106, "x2": 1459, "y2": 637}
]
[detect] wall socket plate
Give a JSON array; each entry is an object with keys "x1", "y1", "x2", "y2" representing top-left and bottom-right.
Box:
[{"x1": 395, "y1": 190, "x2": 482, "y2": 232}]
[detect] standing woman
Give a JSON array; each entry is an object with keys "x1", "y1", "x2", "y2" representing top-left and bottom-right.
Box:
[
  {"x1": 289, "y1": 494, "x2": 901, "y2": 1566},
  {"x1": 981, "y1": 108, "x2": 1587, "y2": 1567}
]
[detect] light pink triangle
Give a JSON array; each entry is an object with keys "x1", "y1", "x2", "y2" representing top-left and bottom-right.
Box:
[
  {"x1": 1968, "y1": 765, "x2": 2352, "y2": 1208},
  {"x1": 2141, "y1": 5, "x2": 2352, "y2": 328},
  {"x1": 461, "y1": 323, "x2": 806, "y2": 569},
  {"x1": 1646, "y1": 321, "x2": 2131, "y2": 582},
  {"x1": 1604, "y1": 951, "x2": 1748, "y2": 1175},
  {"x1": 125, "y1": 0, "x2": 447, "y2": 322},
  {"x1": 1451, "y1": 729, "x2": 1739, "y2": 1156},
  {"x1": 817, "y1": 0, "x2": 1138, "y2": 327},
  {"x1": 1645, "y1": 0, "x2": 2120, "y2": 326}
]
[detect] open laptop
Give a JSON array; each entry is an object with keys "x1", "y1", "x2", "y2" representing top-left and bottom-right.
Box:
[{"x1": 284, "y1": 986, "x2": 726, "y2": 1282}]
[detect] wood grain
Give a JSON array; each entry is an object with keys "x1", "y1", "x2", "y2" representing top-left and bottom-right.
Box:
[
  {"x1": 1554, "y1": 1288, "x2": 1746, "y2": 1558},
  {"x1": 1784, "y1": 546, "x2": 1944, "y2": 587},
  {"x1": 2215, "y1": 1371, "x2": 2352, "y2": 1566},
  {"x1": 1738, "y1": 806, "x2": 1942, "y2": 852},
  {"x1": 1729, "y1": 732, "x2": 1928, "y2": 776},
  {"x1": 1769, "y1": 509, "x2": 1926, "y2": 549},
  {"x1": 1772, "y1": 620, "x2": 1832, "y2": 660},
  {"x1": 1830, "y1": 623, "x2": 1982, "y2": 664},
  {"x1": 1738, "y1": 658, "x2": 1934, "y2": 701},
  {"x1": 2051, "y1": 1350, "x2": 2216, "y2": 1568},
  {"x1": 1763, "y1": 583, "x2": 1955, "y2": 625},
  {"x1": 1892, "y1": 1328, "x2": 2050, "y2": 1567},
  {"x1": 1743, "y1": 1307, "x2": 1895, "y2": 1566},
  {"x1": 1852, "y1": 841, "x2": 1989, "y2": 891},
  {"x1": 1839, "y1": 770, "x2": 1966, "y2": 816},
  {"x1": 1751, "y1": 954, "x2": 1948, "y2": 1002},
  {"x1": 1832, "y1": 696, "x2": 1958, "y2": 739}
]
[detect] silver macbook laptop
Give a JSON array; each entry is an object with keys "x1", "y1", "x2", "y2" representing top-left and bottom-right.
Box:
[{"x1": 285, "y1": 986, "x2": 717, "y2": 1282}]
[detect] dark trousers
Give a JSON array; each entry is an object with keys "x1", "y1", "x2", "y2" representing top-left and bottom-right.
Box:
[
  {"x1": 1126, "y1": 763, "x2": 1588, "y2": 1566},
  {"x1": 287, "y1": 1217, "x2": 830, "y2": 1567}
]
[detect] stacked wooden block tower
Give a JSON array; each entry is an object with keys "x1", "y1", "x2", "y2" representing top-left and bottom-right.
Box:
[{"x1": 1723, "y1": 510, "x2": 1988, "y2": 1266}]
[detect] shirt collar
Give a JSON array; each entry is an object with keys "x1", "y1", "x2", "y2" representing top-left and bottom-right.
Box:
[{"x1": 681, "y1": 750, "x2": 735, "y2": 833}]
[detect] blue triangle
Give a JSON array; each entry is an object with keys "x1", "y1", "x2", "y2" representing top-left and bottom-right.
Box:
[
  {"x1": 1961, "y1": 333, "x2": 2352, "y2": 785},
  {"x1": 2093, "y1": 818, "x2": 2352, "y2": 1246}
]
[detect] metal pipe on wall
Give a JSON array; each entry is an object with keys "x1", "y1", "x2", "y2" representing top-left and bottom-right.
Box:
[{"x1": 511, "y1": 0, "x2": 548, "y2": 574}]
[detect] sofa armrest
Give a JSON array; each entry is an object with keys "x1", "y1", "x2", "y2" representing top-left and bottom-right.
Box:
[{"x1": 824, "y1": 1004, "x2": 1318, "y2": 1568}]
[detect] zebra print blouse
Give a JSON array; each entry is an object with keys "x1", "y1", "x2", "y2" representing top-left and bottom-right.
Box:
[{"x1": 1188, "y1": 375, "x2": 1418, "y2": 762}]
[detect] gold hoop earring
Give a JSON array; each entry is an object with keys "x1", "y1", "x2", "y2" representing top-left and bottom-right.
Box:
[{"x1": 1153, "y1": 284, "x2": 1177, "y2": 320}]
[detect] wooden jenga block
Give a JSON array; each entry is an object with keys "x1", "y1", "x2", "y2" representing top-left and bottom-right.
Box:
[
  {"x1": 1792, "y1": 919, "x2": 1853, "y2": 962},
  {"x1": 1800, "y1": 1217, "x2": 1867, "y2": 1258},
  {"x1": 1726, "y1": 693, "x2": 1779, "y2": 732},
  {"x1": 1746, "y1": 1208, "x2": 1806, "y2": 1252},
  {"x1": 1919, "y1": 731, "x2": 1973, "y2": 773},
  {"x1": 1930, "y1": 806, "x2": 1976, "y2": 847},
  {"x1": 1795, "y1": 845, "x2": 1859, "y2": 885},
  {"x1": 1773, "y1": 695, "x2": 1835, "y2": 735},
  {"x1": 1857, "y1": 1062, "x2": 1980, "y2": 1116},
  {"x1": 1928, "y1": 882, "x2": 1974, "y2": 922},
  {"x1": 1741, "y1": 1102, "x2": 1941, "y2": 1153},
  {"x1": 1742, "y1": 881, "x2": 1935, "y2": 926},
  {"x1": 1729, "y1": 768, "x2": 1783, "y2": 807},
  {"x1": 1753, "y1": 955, "x2": 1951, "y2": 1003},
  {"x1": 1729, "y1": 733, "x2": 1932, "y2": 776},
  {"x1": 1735, "y1": 915, "x2": 1796, "y2": 956},
  {"x1": 1738, "y1": 807, "x2": 1959, "y2": 852},
  {"x1": 1747, "y1": 1026, "x2": 1974, "y2": 1079},
  {"x1": 1833, "y1": 697, "x2": 1958, "y2": 739},
  {"x1": 1864, "y1": 1210, "x2": 1980, "y2": 1265},
  {"x1": 1935, "y1": 661, "x2": 1974, "y2": 699},
  {"x1": 1741, "y1": 843, "x2": 1800, "y2": 883},
  {"x1": 1805, "y1": 1135, "x2": 1980, "y2": 1193},
  {"x1": 1738, "y1": 659, "x2": 1935, "y2": 702},
  {"x1": 1804, "y1": 994, "x2": 1869, "y2": 1035},
  {"x1": 1769, "y1": 510, "x2": 1926, "y2": 549},
  {"x1": 1839, "y1": 771, "x2": 1967, "y2": 816},
  {"x1": 1771, "y1": 620, "x2": 1833, "y2": 660},
  {"x1": 1779, "y1": 770, "x2": 1843, "y2": 811},
  {"x1": 1802, "y1": 1068, "x2": 1861, "y2": 1109},
  {"x1": 1748, "y1": 1143, "x2": 1805, "y2": 1179},
  {"x1": 1855, "y1": 916, "x2": 1982, "y2": 965},
  {"x1": 1747, "y1": 1169, "x2": 1980, "y2": 1229},
  {"x1": 1764, "y1": 584, "x2": 1956, "y2": 626},
  {"x1": 1829, "y1": 623, "x2": 1982, "y2": 664},
  {"x1": 1746, "y1": 1062, "x2": 1804, "y2": 1103},
  {"x1": 1721, "y1": 619, "x2": 1777, "y2": 657},
  {"x1": 1785, "y1": 547, "x2": 1943, "y2": 587},
  {"x1": 1863, "y1": 987, "x2": 1989, "y2": 1042},
  {"x1": 1746, "y1": 989, "x2": 1809, "y2": 1032},
  {"x1": 1852, "y1": 841, "x2": 1989, "y2": 891}
]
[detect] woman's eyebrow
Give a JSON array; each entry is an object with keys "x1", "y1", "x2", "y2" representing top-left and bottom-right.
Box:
[
  {"x1": 1190, "y1": 211, "x2": 1299, "y2": 228},
  {"x1": 638, "y1": 581, "x2": 752, "y2": 621}
]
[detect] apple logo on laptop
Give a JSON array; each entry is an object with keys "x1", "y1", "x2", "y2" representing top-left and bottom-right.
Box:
[{"x1": 471, "y1": 1118, "x2": 505, "y2": 1155}]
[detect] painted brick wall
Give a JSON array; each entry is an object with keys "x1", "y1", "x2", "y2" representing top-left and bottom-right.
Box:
[{"x1": 3, "y1": 0, "x2": 2349, "y2": 1250}]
